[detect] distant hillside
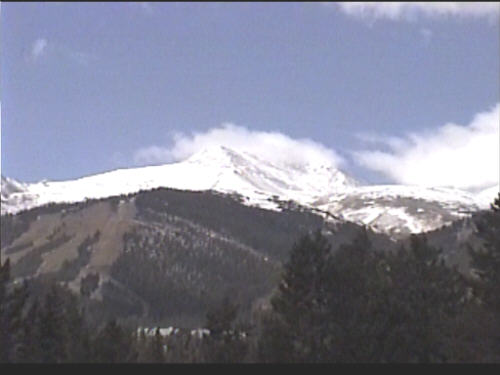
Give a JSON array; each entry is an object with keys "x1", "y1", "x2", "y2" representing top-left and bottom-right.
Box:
[{"x1": 1, "y1": 187, "x2": 394, "y2": 328}]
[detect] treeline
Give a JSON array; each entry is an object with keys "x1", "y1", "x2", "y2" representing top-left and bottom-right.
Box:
[
  {"x1": 253, "y1": 194, "x2": 499, "y2": 362},
  {"x1": 134, "y1": 187, "x2": 326, "y2": 262},
  {"x1": 111, "y1": 224, "x2": 279, "y2": 325},
  {"x1": 1, "y1": 194, "x2": 499, "y2": 363},
  {"x1": 0, "y1": 260, "x2": 249, "y2": 363},
  {"x1": 0, "y1": 265, "x2": 137, "y2": 363}
]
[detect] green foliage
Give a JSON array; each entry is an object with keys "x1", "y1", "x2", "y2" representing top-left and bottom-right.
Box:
[
  {"x1": 134, "y1": 187, "x2": 325, "y2": 262},
  {"x1": 110, "y1": 222, "x2": 280, "y2": 325},
  {"x1": 469, "y1": 193, "x2": 500, "y2": 310},
  {"x1": 0, "y1": 262, "x2": 92, "y2": 363},
  {"x1": 139, "y1": 328, "x2": 165, "y2": 363},
  {"x1": 16, "y1": 299, "x2": 42, "y2": 362},
  {"x1": 373, "y1": 236, "x2": 468, "y2": 362},
  {"x1": 0, "y1": 258, "x2": 10, "y2": 305},
  {"x1": 1, "y1": 190, "x2": 499, "y2": 363},
  {"x1": 39, "y1": 286, "x2": 70, "y2": 362},
  {"x1": 202, "y1": 298, "x2": 249, "y2": 363},
  {"x1": 2, "y1": 186, "x2": 393, "y2": 328},
  {"x1": 0, "y1": 259, "x2": 29, "y2": 362},
  {"x1": 466, "y1": 193, "x2": 500, "y2": 360},
  {"x1": 259, "y1": 230, "x2": 472, "y2": 362},
  {"x1": 80, "y1": 273, "x2": 99, "y2": 297},
  {"x1": 205, "y1": 298, "x2": 239, "y2": 335},
  {"x1": 259, "y1": 230, "x2": 334, "y2": 362},
  {"x1": 91, "y1": 319, "x2": 137, "y2": 363}
]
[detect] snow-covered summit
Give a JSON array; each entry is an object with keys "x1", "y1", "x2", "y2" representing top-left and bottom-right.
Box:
[
  {"x1": 0, "y1": 146, "x2": 493, "y2": 236},
  {"x1": 0, "y1": 146, "x2": 356, "y2": 215},
  {"x1": 1, "y1": 176, "x2": 27, "y2": 195}
]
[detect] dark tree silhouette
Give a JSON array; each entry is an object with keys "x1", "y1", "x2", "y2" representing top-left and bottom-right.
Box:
[{"x1": 91, "y1": 319, "x2": 137, "y2": 363}]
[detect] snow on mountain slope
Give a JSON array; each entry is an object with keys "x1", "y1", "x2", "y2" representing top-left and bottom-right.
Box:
[
  {"x1": 1, "y1": 176, "x2": 30, "y2": 214},
  {"x1": 1, "y1": 176, "x2": 28, "y2": 196},
  {"x1": 476, "y1": 184, "x2": 499, "y2": 209},
  {"x1": 0, "y1": 146, "x2": 356, "y2": 215},
  {"x1": 0, "y1": 146, "x2": 487, "y2": 236},
  {"x1": 312, "y1": 185, "x2": 481, "y2": 237}
]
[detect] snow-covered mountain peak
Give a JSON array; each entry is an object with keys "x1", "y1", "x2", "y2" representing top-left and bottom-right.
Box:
[
  {"x1": 185, "y1": 145, "x2": 337, "y2": 173},
  {"x1": 182, "y1": 145, "x2": 358, "y2": 207},
  {"x1": 0, "y1": 146, "x2": 357, "y2": 215},
  {"x1": 185, "y1": 145, "x2": 236, "y2": 166},
  {"x1": 1, "y1": 148, "x2": 493, "y2": 238},
  {"x1": 1, "y1": 175, "x2": 27, "y2": 196}
]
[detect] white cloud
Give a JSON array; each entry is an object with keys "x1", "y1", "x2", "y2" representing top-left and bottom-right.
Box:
[
  {"x1": 30, "y1": 38, "x2": 48, "y2": 61},
  {"x1": 133, "y1": 123, "x2": 345, "y2": 169},
  {"x1": 333, "y1": 2, "x2": 500, "y2": 21},
  {"x1": 27, "y1": 38, "x2": 96, "y2": 66},
  {"x1": 354, "y1": 104, "x2": 500, "y2": 192}
]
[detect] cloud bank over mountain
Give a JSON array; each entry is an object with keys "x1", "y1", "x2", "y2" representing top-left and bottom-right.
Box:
[
  {"x1": 133, "y1": 123, "x2": 346, "y2": 169},
  {"x1": 133, "y1": 103, "x2": 499, "y2": 194},
  {"x1": 354, "y1": 103, "x2": 499, "y2": 192}
]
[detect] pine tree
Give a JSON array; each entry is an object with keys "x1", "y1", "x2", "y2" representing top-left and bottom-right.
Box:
[
  {"x1": 39, "y1": 285, "x2": 69, "y2": 363},
  {"x1": 17, "y1": 299, "x2": 42, "y2": 363},
  {"x1": 92, "y1": 319, "x2": 137, "y2": 363},
  {"x1": 258, "y1": 230, "x2": 332, "y2": 362},
  {"x1": 0, "y1": 259, "x2": 9, "y2": 307},
  {"x1": 205, "y1": 297, "x2": 238, "y2": 336},
  {"x1": 65, "y1": 295, "x2": 91, "y2": 362},
  {"x1": 258, "y1": 229, "x2": 469, "y2": 363},
  {"x1": 377, "y1": 235, "x2": 469, "y2": 362},
  {"x1": 0, "y1": 259, "x2": 11, "y2": 362},
  {"x1": 203, "y1": 298, "x2": 248, "y2": 363},
  {"x1": 141, "y1": 327, "x2": 165, "y2": 363},
  {"x1": 470, "y1": 192, "x2": 500, "y2": 311},
  {"x1": 0, "y1": 260, "x2": 29, "y2": 363},
  {"x1": 467, "y1": 192, "x2": 500, "y2": 360},
  {"x1": 318, "y1": 227, "x2": 386, "y2": 362}
]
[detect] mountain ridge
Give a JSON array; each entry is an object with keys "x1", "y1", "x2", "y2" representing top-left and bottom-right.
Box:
[
  {"x1": 1, "y1": 146, "x2": 496, "y2": 236},
  {"x1": 0, "y1": 145, "x2": 358, "y2": 214}
]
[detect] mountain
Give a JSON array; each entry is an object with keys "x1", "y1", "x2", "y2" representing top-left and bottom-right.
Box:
[
  {"x1": 1, "y1": 186, "x2": 393, "y2": 328},
  {"x1": 0, "y1": 146, "x2": 356, "y2": 214},
  {"x1": 1, "y1": 145, "x2": 495, "y2": 327},
  {"x1": 314, "y1": 184, "x2": 482, "y2": 238},
  {"x1": 0, "y1": 146, "x2": 491, "y2": 236},
  {"x1": 1, "y1": 175, "x2": 29, "y2": 211},
  {"x1": 0, "y1": 178, "x2": 488, "y2": 329}
]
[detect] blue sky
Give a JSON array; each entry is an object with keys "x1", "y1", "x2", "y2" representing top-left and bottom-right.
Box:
[{"x1": 1, "y1": 2, "x2": 499, "y2": 191}]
